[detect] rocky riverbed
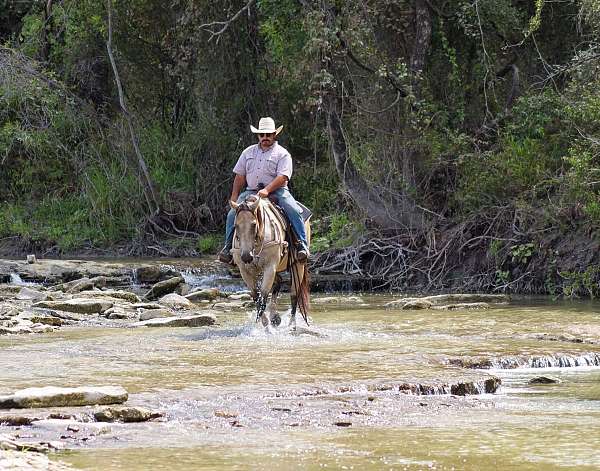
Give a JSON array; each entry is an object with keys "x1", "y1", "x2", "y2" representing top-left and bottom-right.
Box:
[{"x1": 2, "y1": 258, "x2": 600, "y2": 470}]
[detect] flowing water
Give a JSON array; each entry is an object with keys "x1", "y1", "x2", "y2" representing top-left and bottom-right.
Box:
[{"x1": 2, "y1": 294, "x2": 600, "y2": 470}]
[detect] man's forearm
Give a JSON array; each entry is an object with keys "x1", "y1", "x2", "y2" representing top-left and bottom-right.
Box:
[
  {"x1": 265, "y1": 175, "x2": 288, "y2": 194},
  {"x1": 231, "y1": 174, "x2": 246, "y2": 201}
]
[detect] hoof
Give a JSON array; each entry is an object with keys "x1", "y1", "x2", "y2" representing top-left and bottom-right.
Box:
[{"x1": 271, "y1": 313, "x2": 281, "y2": 327}]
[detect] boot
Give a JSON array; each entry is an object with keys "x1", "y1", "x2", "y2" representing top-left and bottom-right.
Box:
[
  {"x1": 295, "y1": 242, "x2": 309, "y2": 262},
  {"x1": 218, "y1": 245, "x2": 233, "y2": 264}
]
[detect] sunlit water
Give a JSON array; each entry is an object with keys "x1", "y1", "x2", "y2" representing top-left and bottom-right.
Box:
[{"x1": 1, "y1": 296, "x2": 600, "y2": 470}]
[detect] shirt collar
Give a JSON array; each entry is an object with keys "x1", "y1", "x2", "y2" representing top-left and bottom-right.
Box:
[{"x1": 258, "y1": 142, "x2": 276, "y2": 153}]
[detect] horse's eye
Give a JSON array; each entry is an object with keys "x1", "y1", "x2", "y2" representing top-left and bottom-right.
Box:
[{"x1": 251, "y1": 222, "x2": 257, "y2": 227}]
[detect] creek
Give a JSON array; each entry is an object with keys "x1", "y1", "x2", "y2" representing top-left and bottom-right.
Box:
[{"x1": 1, "y1": 259, "x2": 600, "y2": 470}]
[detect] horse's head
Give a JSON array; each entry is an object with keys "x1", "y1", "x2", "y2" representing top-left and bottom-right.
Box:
[{"x1": 231, "y1": 195, "x2": 261, "y2": 264}]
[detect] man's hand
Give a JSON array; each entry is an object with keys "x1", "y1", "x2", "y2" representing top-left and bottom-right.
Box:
[{"x1": 258, "y1": 188, "x2": 269, "y2": 198}]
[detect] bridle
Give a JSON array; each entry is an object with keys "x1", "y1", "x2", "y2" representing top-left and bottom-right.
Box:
[
  {"x1": 235, "y1": 199, "x2": 285, "y2": 261},
  {"x1": 235, "y1": 201, "x2": 265, "y2": 259}
]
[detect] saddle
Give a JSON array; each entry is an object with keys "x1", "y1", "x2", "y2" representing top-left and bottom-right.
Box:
[{"x1": 268, "y1": 194, "x2": 313, "y2": 222}]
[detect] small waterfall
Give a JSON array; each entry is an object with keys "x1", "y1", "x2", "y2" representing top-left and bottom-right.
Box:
[
  {"x1": 181, "y1": 268, "x2": 245, "y2": 292},
  {"x1": 490, "y1": 352, "x2": 600, "y2": 369},
  {"x1": 273, "y1": 377, "x2": 501, "y2": 398},
  {"x1": 9, "y1": 273, "x2": 30, "y2": 285}
]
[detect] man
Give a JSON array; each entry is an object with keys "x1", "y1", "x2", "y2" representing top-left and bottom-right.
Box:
[{"x1": 218, "y1": 117, "x2": 310, "y2": 264}]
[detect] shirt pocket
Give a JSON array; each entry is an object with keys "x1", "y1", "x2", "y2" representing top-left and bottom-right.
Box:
[
  {"x1": 245, "y1": 157, "x2": 256, "y2": 174},
  {"x1": 266, "y1": 157, "x2": 278, "y2": 175}
]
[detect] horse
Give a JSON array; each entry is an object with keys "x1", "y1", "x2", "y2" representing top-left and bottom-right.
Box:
[{"x1": 230, "y1": 194, "x2": 310, "y2": 330}]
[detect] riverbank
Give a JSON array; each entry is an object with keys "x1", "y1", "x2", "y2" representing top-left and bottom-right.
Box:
[{"x1": 3, "y1": 220, "x2": 598, "y2": 297}]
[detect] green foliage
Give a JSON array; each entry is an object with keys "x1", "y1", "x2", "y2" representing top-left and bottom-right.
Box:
[
  {"x1": 0, "y1": 196, "x2": 114, "y2": 251},
  {"x1": 310, "y1": 213, "x2": 365, "y2": 252},
  {"x1": 196, "y1": 233, "x2": 221, "y2": 254},
  {"x1": 510, "y1": 243, "x2": 535, "y2": 265},
  {"x1": 560, "y1": 266, "x2": 600, "y2": 298}
]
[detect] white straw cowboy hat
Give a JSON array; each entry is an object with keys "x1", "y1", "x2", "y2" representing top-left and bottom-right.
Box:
[{"x1": 250, "y1": 117, "x2": 283, "y2": 135}]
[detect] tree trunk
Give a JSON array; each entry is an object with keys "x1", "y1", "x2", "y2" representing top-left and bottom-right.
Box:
[
  {"x1": 106, "y1": 0, "x2": 161, "y2": 216},
  {"x1": 38, "y1": 0, "x2": 53, "y2": 62},
  {"x1": 326, "y1": 100, "x2": 427, "y2": 233}
]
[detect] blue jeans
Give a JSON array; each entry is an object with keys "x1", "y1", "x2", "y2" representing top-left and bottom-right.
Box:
[{"x1": 225, "y1": 188, "x2": 308, "y2": 248}]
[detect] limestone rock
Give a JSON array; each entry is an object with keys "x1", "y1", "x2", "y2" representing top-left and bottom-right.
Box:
[
  {"x1": 401, "y1": 300, "x2": 433, "y2": 310},
  {"x1": 32, "y1": 299, "x2": 113, "y2": 315},
  {"x1": 185, "y1": 288, "x2": 220, "y2": 302},
  {"x1": 76, "y1": 289, "x2": 140, "y2": 303},
  {"x1": 0, "y1": 449, "x2": 74, "y2": 470},
  {"x1": 133, "y1": 303, "x2": 163, "y2": 310},
  {"x1": 134, "y1": 265, "x2": 162, "y2": 284},
  {"x1": 386, "y1": 293, "x2": 509, "y2": 309},
  {"x1": 529, "y1": 376, "x2": 561, "y2": 384},
  {"x1": 432, "y1": 302, "x2": 490, "y2": 310},
  {"x1": 0, "y1": 386, "x2": 128, "y2": 409},
  {"x1": 0, "y1": 326, "x2": 33, "y2": 335},
  {"x1": 104, "y1": 308, "x2": 133, "y2": 320},
  {"x1": 313, "y1": 296, "x2": 364, "y2": 304},
  {"x1": 159, "y1": 293, "x2": 194, "y2": 310},
  {"x1": 0, "y1": 415, "x2": 37, "y2": 426},
  {"x1": 138, "y1": 309, "x2": 175, "y2": 321},
  {"x1": 93, "y1": 406, "x2": 163, "y2": 423},
  {"x1": 144, "y1": 276, "x2": 185, "y2": 301},
  {"x1": 133, "y1": 314, "x2": 217, "y2": 328},
  {"x1": 66, "y1": 278, "x2": 94, "y2": 294},
  {"x1": 29, "y1": 316, "x2": 63, "y2": 326},
  {"x1": 15, "y1": 288, "x2": 48, "y2": 302}
]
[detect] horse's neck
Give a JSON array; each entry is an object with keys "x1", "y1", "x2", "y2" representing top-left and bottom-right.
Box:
[{"x1": 259, "y1": 200, "x2": 285, "y2": 243}]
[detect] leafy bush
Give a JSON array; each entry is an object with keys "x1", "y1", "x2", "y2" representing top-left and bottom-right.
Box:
[{"x1": 196, "y1": 233, "x2": 221, "y2": 254}]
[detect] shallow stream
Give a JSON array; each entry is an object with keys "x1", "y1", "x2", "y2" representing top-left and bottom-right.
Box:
[{"x1": 2, "y1": 294, "x2": 600, "y2": 470}]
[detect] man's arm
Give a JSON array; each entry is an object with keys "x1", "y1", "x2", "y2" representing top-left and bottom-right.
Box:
[
  {"x1": 230, "y1": 174, "x2": 246, "y2": 202},
  {"x1": 259, "y1": 175, "x2": 288, "y2": 198}
]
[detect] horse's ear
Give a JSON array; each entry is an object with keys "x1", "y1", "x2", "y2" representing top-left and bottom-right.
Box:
[
  {"x1": 247, "y1": 196, "x2": 260, "y2": 212},
  {"x1": 230, "y1": 200, "x2": 239, "y2": 210}
]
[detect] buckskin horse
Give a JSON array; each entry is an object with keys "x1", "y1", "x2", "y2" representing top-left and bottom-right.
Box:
[{"x1": 230, "y1": 194, "x2": 310, "y2": 330}]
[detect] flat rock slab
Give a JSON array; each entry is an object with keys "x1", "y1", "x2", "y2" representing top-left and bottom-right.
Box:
[
  {"x1": 32, "y1": 299, "x2": 113, "y2": 314},
  {"x1": 159, "y1": 293, "x2": 194, "y2": 309},
  {"x1": 432, "y1": 302, "x2": 490, "y2": 310},
  {"x1": 93, "y1": 406, "x2": 163, "y2": 423},
  {"x1": 138, "y1": 308, "x2": 176, "y2": 321},
  {"x1": 0, "y1": 259, "x2": 132, "y2": 285},
  {"x1": 132, "y1": 314, "x2": 216, "y2": 328},
  {"x1": 186, "y1": 288, "x2": 221, "y2": 302},
  {"x1": 386, "y1": 293, "x2": 509, "y2": 309},
  {"x1": 0, "y1": 449, "x2": 74, "y2": 470},
  {"x1": 313, "y1": 296, "x2": 365, "y2": 304},
  {"x1": 75, "y1": 290, "x2": 140, "y2": 303},
  {"x1": 0, "y1": 386, "x2": 128, "y2": 409}
]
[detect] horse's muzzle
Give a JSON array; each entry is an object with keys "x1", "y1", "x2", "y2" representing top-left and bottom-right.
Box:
[{"x1": 241, "y1": 251, "x2": 254, "y2": 264}]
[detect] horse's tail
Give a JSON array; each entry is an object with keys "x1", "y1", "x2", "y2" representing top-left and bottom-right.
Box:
[{"x1": 297, "y1": 264, "x2": 310, "y2": 324}]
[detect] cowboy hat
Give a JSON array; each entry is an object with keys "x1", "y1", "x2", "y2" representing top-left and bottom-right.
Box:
[{"x1": 250, "y1": 117, "x2": 283, "y2": 135}]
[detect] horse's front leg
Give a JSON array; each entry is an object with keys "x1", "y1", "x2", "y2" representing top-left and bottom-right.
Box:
[
  {"x1": 289, "y1": 294, "x2": 298, "y2": 331},
  {"x1": 257, "y1": 266, "x2": 277, "y2": 329}
]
